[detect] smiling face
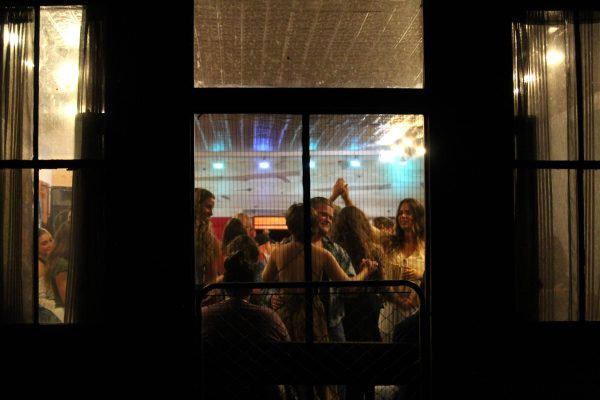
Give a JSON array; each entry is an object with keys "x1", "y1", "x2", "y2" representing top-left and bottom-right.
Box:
[
  {"x1": 314, "y1": 203, "x2": 334, "y2": 236},
  {"x1": 38, "y1": 232, "x2": 54, "y2": 260},
  {"x1": 397, "y1": 202, "x2": 414, "y2": 232},
  {"x1": 199, "y1": 196, "x2": 215, "y2": 223}
]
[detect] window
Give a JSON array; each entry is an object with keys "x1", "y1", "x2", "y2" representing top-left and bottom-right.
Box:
[
  {"x1": 194, "y1": 0, "x2": 424, "y2": 88},
  {"x1": 193, "y1": 2, "x2": 430, "y2": 397},
  {"x1": 0, "y1": 5, "x2": 106, "y2": 324},
  {"x1": 194, "y1": 114, "x2": 425, "y2": 250},
  {"x1": 513, "y1": 10, "x2": 600, "y2": 321}
]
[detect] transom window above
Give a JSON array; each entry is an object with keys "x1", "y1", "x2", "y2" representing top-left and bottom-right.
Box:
[{"x1": 193, "y1": 0, "x2": 424, "y2": 88}]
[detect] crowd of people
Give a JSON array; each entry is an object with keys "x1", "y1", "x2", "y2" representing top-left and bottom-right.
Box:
[{"x1": 197, "y1": 178, "x2": 426, "y2": 400}]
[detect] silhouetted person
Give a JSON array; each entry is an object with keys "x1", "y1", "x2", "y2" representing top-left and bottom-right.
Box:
[{"x1": 201, "y1": 250, "x2": 290, "y2": 399}]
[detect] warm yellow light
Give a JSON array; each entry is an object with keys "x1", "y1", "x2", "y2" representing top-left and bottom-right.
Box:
[
  {"x1": 523, "y1": 73, "x2": 536, "y2": 83},
  {"x1": 63, "y1": 103, "x2": 77, "y2": 117},
  {"x1": 61, "y1": 24, "x2": 81, "y2": 48},
  {"x1": 253, "y1": 216, "x2": 287, "y2": 230},
  {"x1": 546, "y1": 50, "x2": 564, "y2": 65},
  {"x1": 416, "y1": 146, "x2": 426, "y2": 157},
  {"x1": 3, "y1": 31, "x2": 21, "y2": 46},
  {"x1": 23, "y1": 59, "x2": 35, "y2": 69},
  {"x1": 55, "y1": 63, "x2": 79, "y2": 92},
  {"x1": 377, "y1": 123, "x2": 409, "y2": 146}
]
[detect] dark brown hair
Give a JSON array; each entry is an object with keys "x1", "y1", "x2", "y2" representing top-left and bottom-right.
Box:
[
  {"x1": 285, "y1": 203, "x2": 318, "y2": 241},
  {"x1": 391, "y1": 198, "x2": 425, "y2": 247}
]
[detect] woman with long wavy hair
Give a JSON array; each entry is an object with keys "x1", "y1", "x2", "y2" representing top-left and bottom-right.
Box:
[
  {"x1": 195, "y1": 188, "x2": 221, "y2": 286},
  {"x1": 332, "y1": 206, "x2": 386, "y2": 400},
  {"x1": 38, "y1": 227, "x2": 63, "y2": 323},
  {"x1": 378, "y1": 198, "x2": 425, "y2": 343},
  {"x1": 331, "y1": 205, "x2": 385, "y2": 342}
]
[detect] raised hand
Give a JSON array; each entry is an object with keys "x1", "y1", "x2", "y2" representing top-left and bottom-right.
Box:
[{"x1": 330, "y1": 177, "x2": 347, "y2": 201}]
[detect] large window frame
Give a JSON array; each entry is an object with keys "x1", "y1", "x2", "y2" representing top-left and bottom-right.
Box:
[
  {"x1": 192, "y1": 15, "x2": 433, "y2": 398},
  {"x1": 193, "y1": 94, "x2": 433, "y2": 398},
  {"x1": 190, "y1": 91, "x2": 432, "y2": 285},
  {"x1": 513, "y1": 9, "x2": 600, "y2": 322},
  {"x1": 0, "y1": 4, "x2": 106, "y2": 325}
]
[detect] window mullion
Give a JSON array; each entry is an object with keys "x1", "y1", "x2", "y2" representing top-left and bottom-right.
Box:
[
  {"x1": 573, "y1": 12, "x2": 586, "y2": 321},
  {"x1": 302, "y1": 113, "x2": 313, "y2": 344},
  {"x1": 32, "y1": 5, "x2": 41, "y2": 325}
]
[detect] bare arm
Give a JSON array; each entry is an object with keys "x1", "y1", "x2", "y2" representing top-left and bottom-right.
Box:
[
  {"x1": 329, "y1": 177, "x2": 353, "y2": 206},
  {"x1": 55, "y1": 271, "x2": 68, "y2": 305},
  {"x1": 340, "y1": 180, "x2": 354, "y2": 207},
  {"x1": 262, "y1": 248, "x2": 279, "y2": 282},
  {"x1": 322, "y1": 250, "x2": 377, "y2": 282}
]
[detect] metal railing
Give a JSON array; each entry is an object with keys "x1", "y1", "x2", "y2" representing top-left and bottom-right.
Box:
[{"x1": 196, "y1": 280, "x2": 429, "y2": 399}]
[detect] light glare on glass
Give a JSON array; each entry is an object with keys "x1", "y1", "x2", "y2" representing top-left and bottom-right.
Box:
[
  {"x1": 55, "y1": 62, "x2": 79, "y2": 92},
  {"x1": 258, "y1": 161, "x2": 270, "y2": 169},
  {"x1": 546, "y1": 50, "x2": 564, "y2": 65},
  {"x1": 60, "y1": 24, "x2": 81, "y2": 48},
  {"x1": 62, "y1": 103, "x2": 77, "y2": 117},
  {"x1": 3, "y1": 30, "x2": 21, "y2": 46}
]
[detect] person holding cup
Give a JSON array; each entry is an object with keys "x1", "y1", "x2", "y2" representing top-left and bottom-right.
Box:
[{"x1": 378, "y1": 198, "x2": 426, "y2": 343}]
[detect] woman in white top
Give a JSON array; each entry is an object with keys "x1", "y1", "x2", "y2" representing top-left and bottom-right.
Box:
[{"x1": 379, "y1": 198, "x2": 426, "y2": 343}]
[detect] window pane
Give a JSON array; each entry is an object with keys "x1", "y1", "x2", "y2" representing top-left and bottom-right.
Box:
[
  {"x1": 580, "y1": 12, "x2": 600, "y2": 161},
  {"x1": 194, "y1": 0, "x2": 424, "y2": 88},
  {"x1": 194, "y1": 114, "x2": 303, "y2": 285},
  {"x1": 514, "y1": 168, "x2": 578, "y2": 321},
  {"x1": 585, "y1": 171, "x2": 600, "y2": 320},
  {"x1": 38, "y1": 169, "x2": 72, "y2": 324},
  {"x1": 0, "y1": 168, "x2": 34, "y2": 323},
  {"x1": 309, "y1": 114, "x2": 425, "y2": 214},
  {"x1": 0, "y1": 8, "x2": 34, "y2": 160},
  {"x1": 513, "y1": 11, "x2": 578, "y2": 161},
  {"x1": 309, "y1": 114, "x2": 425, "y2": 343},
  {"x1": 39, "y1": 6, "x2": 82, "y2": 159}
]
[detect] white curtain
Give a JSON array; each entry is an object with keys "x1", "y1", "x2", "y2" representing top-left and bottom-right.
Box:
[
  {"x1": 0, "y1": 7, "x2": 34, "y2": 323},
  {"x1": 66, "y1": 4, "x2": 107, "y2": 323},
  {"x1": 513, "y1": 11, "x2": 600, "y2": 321}
]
